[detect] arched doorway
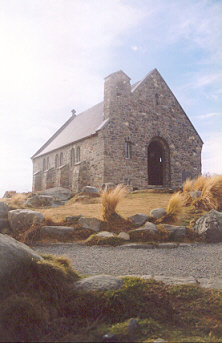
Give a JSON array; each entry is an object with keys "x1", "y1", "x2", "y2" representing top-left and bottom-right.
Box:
[{"x1": 148, "y1": 141, "x2": 164, "y2": 185}]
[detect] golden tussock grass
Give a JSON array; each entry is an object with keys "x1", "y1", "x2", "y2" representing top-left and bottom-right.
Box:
[
  {"x1": 101, "y1": 184, "x2": 128, "y2": 221},
  {"x1": 163, "y1": 192, "x2": 185, "y2": 224},
  {"x1": 193, "y1": 174, "x2": 222, "y2": 211}
]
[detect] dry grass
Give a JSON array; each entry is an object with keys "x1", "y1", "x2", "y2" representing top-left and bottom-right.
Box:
[
  {"x1": 183, "y1": 178, "x2": 194, "y2": 193},
  {"x1": 193, "y1": 174, "x2": 222, "y2": 211},
  {"x1": 161, "y1": 192, "x2": 185, "y2": 224},
  {"x1": 101, "y1": 184, "x2": 128, "y2": 221}
]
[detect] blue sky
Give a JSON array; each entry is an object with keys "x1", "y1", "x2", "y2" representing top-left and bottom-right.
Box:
[{"x1": 0, "y1": 0, "x2": 221, "y2": 196}]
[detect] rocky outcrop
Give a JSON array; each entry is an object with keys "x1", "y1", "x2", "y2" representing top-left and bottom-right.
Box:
[
  {"x1": 96, "y1": 231, "x2": 114, "y2": 238},
  {"x1": 78, "y1": 217, "x2": 101, "y2": 232},
  {"x1": 150, "y1": 208, "x2": 166, "y2": 219},
  {"x1": 161, "y1": 224, "x2": 186, "y2": 238},
  {"x1": 40, "y1": 187, "x2": 74, "y2": 201},
  {"x1": 193, "y1": 210, "x2": 222, "y2": 243},
  {"x1": 25, "y1": 195, "x2": 54, "y2": 208},
  {"x1": 0, "y1": 234, "x2": 43, "y2": 280},
  {"x1": 73, "y1": 274, "x2": 123, "y2": 291},
  {"x1": 132, "y1": 222, "x2": 158, "y2": 233},
  {"x1": 8, "y1": 209, "x2": 44, "y2": 232},
  {"x1": 40, "y1": 226, "x2": 75, "y2": 236},
  {"x1": 128, "y1": 213, "x2": 149, "y2": 226},
  {"x1": 0, "y1": 202, "x2": 9, "y2": 219}
]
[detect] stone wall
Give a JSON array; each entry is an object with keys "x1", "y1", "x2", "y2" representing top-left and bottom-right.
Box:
[{"x1": 32, "y1": 69, "x2": 202, "y2": 192}]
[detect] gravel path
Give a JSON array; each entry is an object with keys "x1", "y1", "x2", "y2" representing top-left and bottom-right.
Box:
[{"x1": 32, "y1": 243, "x2": 222, "y2": 279}]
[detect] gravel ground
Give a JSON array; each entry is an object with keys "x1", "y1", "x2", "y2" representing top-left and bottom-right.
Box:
[{"x1": 32, "y1": 243, "x2": 222, "y2": 279}]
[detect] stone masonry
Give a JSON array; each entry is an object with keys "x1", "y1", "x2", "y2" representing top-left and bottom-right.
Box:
[{"x1": 32, "y1": 69, "x2": 203, "y2": 192}]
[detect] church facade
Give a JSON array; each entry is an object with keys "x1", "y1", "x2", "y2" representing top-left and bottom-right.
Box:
[{"x1": 31, "y1": 68, "x2": 203, "y2": 192}]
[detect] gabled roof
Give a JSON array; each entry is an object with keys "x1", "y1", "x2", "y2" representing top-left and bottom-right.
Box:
[{"x1": 32, "y1": 101, "x2": 105, "y2": 158}]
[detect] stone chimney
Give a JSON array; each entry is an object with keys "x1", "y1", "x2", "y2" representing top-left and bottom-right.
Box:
[
  {"x1": 103, "y1": 70, "x2": 131, "y2": 120},
  {"x1": 71, "y1": 109, "x2": 76, "y2": 117}
]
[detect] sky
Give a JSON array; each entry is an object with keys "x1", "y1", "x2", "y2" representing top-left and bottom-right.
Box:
[{"x1": 0, "y1": 0, "x2": 221, "y2": 197}]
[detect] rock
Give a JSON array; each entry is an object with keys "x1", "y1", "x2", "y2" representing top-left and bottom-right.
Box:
[
  {"x1": 8, "y1": 209, "x2": 44, "y2": 232},
  {"x1": 133, "y1": 221, "x2": 158, "y2": 233},
  {"x1": 153, "y1": 276, "x2": 196, "y2": 285},
  {"x1": 102, "y1": 332, "x2": 118, "y2": 342},
  {"x1": 161, "y1": 224, "x2": 186, "y2": 238},
  {"x1": 119, "y1": 243, "x2": 154, "y2": 249},
  {"x1": 100, "y1": 183, "x2": 115, "y2": 192},
  {"x1": 0, "y1": 219, "x2": 9, "y2": 232},
  {"x1": 24, "y1": 195, "x2": 54, "y2": 208},
  {"x1": 0, "y1": 202, "x2": 9, "y2": 219},
  {"x1": 40, "y1": 187, "x2": 74, "y2": 201},
  {"x1": 73, "y1": 275, "x2": 123, "y2": 291},
  {"x1": 191, "y1": 190, "x2": 202, "y2": 200},
  {"x1": 0, "y1": 234, "x2": 43, "y2": 280},
  {"x1": 193, "y1": 210, "x2": 222, "y2": 243},
  {"x1": 81, "y1": 186, "x2": 100, "y2": 194},
  {"x1": 198, "y1": 278, "x2": 222, "y2": 290},
  {"x1": 65, "y1": 215, "x2": 83, "y2": 222},
  {"x1": 3, "y1": 191, "x2": 16, "y2": 198},
  {"x1": 118, "y1": 232, "x2": 130, "y2": 240},
  {"x1": 78, "y1": 217, "x2": 101, "y2": 232},
  {"x1": 153, "y1": 339, "x2": 167, "y2": 343},
  {"x1": 40, "y1": 226, "x2": 75, "y2": 236},
  {"x1": 127, "y1": 318, "x2": 140, "y2": 333},
  {"x1": 128, "y1": 213, "x2": 149, "y2": 226},
  {"x1": 158, "y1": 243, "x2": 178, "y2": 249},
  {"x1": 150, "y1": 208, "x2": 166, "y2": 219},
  {"x1": 96, "y1": 231, "x2": 114, "y2": 238}
]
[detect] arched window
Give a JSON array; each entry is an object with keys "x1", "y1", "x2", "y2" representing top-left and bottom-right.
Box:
[
  {"x1": 124, "y1": 138, "x2": 131, "y2": 159},
  {"x1": 76, "y1": 146, "x2": 80, "y2": 162},
  {"x1": 60, "y1": 152, "x2": 63, "y2": 166},
  {"x1": 43, "y1": 158, "x2": 46, "y2": 171},
  {"x1": 47, "y1": 157, "x2": 49, "y2": 170},
  {"x1": 55, "y1": 154, "x2": 59, "y2": 168},
  {"x1": 70, "y1": 148, "x2": 75, "y2": 166}
]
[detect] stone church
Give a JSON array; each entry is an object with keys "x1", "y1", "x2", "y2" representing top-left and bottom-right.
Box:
[{"x1": 31, "y1": 68, "x2": 203, "y2": 192}]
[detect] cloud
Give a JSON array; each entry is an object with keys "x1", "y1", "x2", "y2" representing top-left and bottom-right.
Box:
[
  {"x1": 197, "y1": 112, "x2": 221, "y2": 119},
  {"x1": 202, "y1": 132, "x2": 222, "y2": 175},
  {"x1": 131, "y1": 45, "x2": 138, "y2": 51}
]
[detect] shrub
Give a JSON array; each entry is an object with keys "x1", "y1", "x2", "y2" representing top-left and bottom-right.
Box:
[{"x1": 101, "y1": 184, "x2": 128, "y2": 221}]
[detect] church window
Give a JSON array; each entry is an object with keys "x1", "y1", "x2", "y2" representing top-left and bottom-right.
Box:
[
  {"x1": 76, "y1": 146, "x2": 80, "y2": 162},
  {"x1": 60, "y1": 152, "x2": 63, "y2": 166},
  {"x1": 155, "y1": 93, "x2": 159, "y2": 105},
  {"x1": 43, "y1": 158, "x2": 46, "y2": 171},
  {"x1": 70, "y1": 148, "x2": 75, "y2": 166},
  {"x1": 55, "y1": 154, "x2": 59, "y2": 168},
  {"x1": 125, "y1": 140, "x2": 131, "y2": 159}
]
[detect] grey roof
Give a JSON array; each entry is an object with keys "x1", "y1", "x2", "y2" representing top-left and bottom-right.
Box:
[{"x1": 32, "y1": 101, "x2": 105, "y2": 158}]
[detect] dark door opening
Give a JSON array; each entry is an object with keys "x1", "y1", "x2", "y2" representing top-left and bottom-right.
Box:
[{"x1": 148, "y1": 141, "x2": 164, "y2": 185}]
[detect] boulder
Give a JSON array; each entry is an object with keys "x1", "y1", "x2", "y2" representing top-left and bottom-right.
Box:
[
  {"x1": 0, "y1": 219, "x2": 9, "y2": 232},
  {"x1": 78, "y1": 217, "x2": 101, "y2": 232},
  {"x1": 193, "y1": 210, "x2": 222, "y2": 243},
  {"x1": 8, "y1": 209, "x2": 44, "y2": 232},
  {"x1": 40, "y1": 187, "x2": 74, "y2": 201},
  {"x1": 128, "y1": 213, "x2": 149, "y2": 226},
  {"x1": 24, "y1": 195, "x2": 54, "y2": 208},
  {"x1": 0, "y1": 202, "x2": 9, "y2": 219},
  {"x1": 65, "y1": 215, "x2": 83, "y2": 222},
  {"x1": 161, "y1": 224, "x2": 186, "y2": 238},
  {"x1": 96, "y1": 231, "x2": 114, "y2": 238},
  {"x1": 100, "y1": 183, "x2": 116, "y2": 192},
  {"x1": 118, "y1": 232, "x2": 130, "y2": 240},
  {"x1": 40, "y1": 226, "x2": 75, "y2": 236},
  {"x1": 127, "y1": 318, "x2": 140, "y2": 333},
  {"x1": 0, "y1": 234, "x2": 43, "y2": 280},
  {"x1": 3, "y1": 191, "x2": 16, "y2": 198},
  {"x1": 150, "y1": 208, "x2": 166, "y2": 219},
  {"x1": 81, "y1": 186, "x2": 100, "y2": 195},
  {"x1": 73, "y1": 275, "x2": 123, "y2": 291},
  {"x1": 133, "y1": 221, "x2": 158, "y2": 233}
]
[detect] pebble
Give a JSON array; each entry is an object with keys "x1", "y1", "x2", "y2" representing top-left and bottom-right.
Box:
[{"x1": 32, "y1": 243, "x2": 222, "y2": 279}]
